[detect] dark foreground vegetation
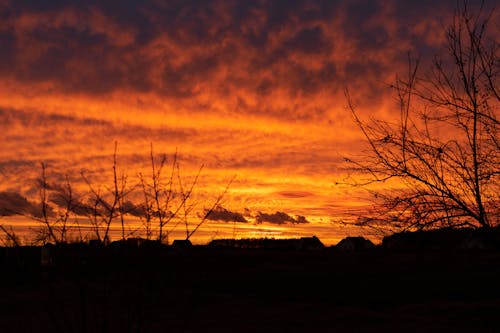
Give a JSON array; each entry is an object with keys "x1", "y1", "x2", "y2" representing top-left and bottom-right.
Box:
[{"x1": 2, "y1": 232, "x2": 500, "y2": 333}]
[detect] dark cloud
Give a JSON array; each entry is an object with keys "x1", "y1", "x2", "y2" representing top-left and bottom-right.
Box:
[
  {"x1": 285, "y1": 26, "x2": 332, "y2": 55},
  {"x1": 1, "y1": 181, "x2": 242, "y2": 222},
  {"x1": 206, "y1": 205, "x2": 247, "y2": 223},
  {"x1": 122, "y1": 200, "x2": 146, "y2": 218},
  {"x1": 0, "y1": 191, "x2": 43, "y2": 216},
  {"x1": 161, "y1": 53, "x2": 222, "y2": 98},
  {"x1": 0, "y1": 159, "x2": 36, "y2": 173},
  {"x1": 256, "y1": 211, "x2": 309, "y2": 225},
  {"x1": 0, "y1": 28, "x2": 16, "y2": 76},
  {"x1": 0, "y1": 0, "x2": 464, "y2": 110},
  {"x1": 0, "y1": 107, "x2": 109, "y2": 128},
  {"x1": 277, "y1": 191, "x2": 314, "y2": 199},
  {"x1": 294, "y1": 215, "x2": 309, "y2": 224},
  {"x1": 47, "y1": 185, "x2": 94, "y2": 216}
]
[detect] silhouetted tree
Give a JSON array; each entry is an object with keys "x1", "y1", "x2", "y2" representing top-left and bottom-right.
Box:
[
  {"x1": 0, "y1": 143, "x2": 232, "y2": 245},
  {"x1": 138, "y1": 144, "x2": 206, "y2": 244},
  {"x1": 138, "y1": 144, "x2": 235, "y2": 243},
  {"x1": 0, "y1": 224, "x2": 20, "y2": 246},
  {"x1": 186, "y1": 176, "x2": 234, "y2": 241},
  {"x1": 28, "y1": 163, "x2": 83, "y2": 244},
  {"x1": 346, "y1": 2, "x2": 499, "y2": 231},
  {"x1": 139, "y1": 145, "x2": 181, "y2": 244},
  {"x1": 82, "y1": 142, "x2": 132, "y2": 243}
]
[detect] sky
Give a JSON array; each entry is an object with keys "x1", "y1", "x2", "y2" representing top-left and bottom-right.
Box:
[{"x1": 0, "y1": 0, "x2": 496, "y2": 244}]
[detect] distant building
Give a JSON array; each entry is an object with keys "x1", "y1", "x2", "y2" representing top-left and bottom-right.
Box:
[
  {"x1": 111, "y1": 237, "x2": 147, "y2": 248},
  {"x1": 382, "y1": 228, "x2": 500, "y2": 251},
  {"x1": 460, "y1": 229, "x2": 500, "y2": 250},
  {"x1": 336, "y1": 236, "x2": 375, "y2": 252},
  {"x1": 172, "y1": 239, "x2": 193, "y2": 250},
  {"x1": 208, "y1": 236, "x2": 324, "y2": 250},
  {"x1": 88, "y1": 239, "x2": 102, "y2": 248},
  {"x1": 209, "y1": 239, "x2": 237, "y2": 248},
  {"x1": 296, "y1": 236, "x2": 324, "y2": 250}
]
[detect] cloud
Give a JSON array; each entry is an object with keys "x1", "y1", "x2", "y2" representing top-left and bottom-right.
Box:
[
  {"x1": 277, "y1": 191, "x2": 314, "y2": 199},
  {"x1": 121, "y1": 200, "x2": 146, "y2": 218},
  {"x1": 0, "y1": 191, "x2": 45, "y2": 217},
  {"x1": 285, "y1": 26, "x2": 332, "y2": 55},
  {"x1": 47, "y1": 185, "x2": 97, "y2": 217},
  {"x1": 0, "y1": 0, "x2": 462, "y2": 108},
  {"x1": 205, "y1": 205, "x2": 247, "y2": 223},
  {"x1": 256, "y1": 211, "x2": 309, "y2": 225},
  {"x1": 0, "y1": 0, "x2": 493, "y2": 232},
  {"x1": 49, "y1": 188, "x2": 147, "y2": 218}
]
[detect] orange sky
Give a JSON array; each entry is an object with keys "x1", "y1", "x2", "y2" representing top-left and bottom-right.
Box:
[{"x1": 0, "y1": 0, "x2": 495, "y2": 244}]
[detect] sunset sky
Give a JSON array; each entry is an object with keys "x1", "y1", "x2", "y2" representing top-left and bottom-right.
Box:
[{"x1": 0, "y1": 0, "x2": 496, "y2": 244}]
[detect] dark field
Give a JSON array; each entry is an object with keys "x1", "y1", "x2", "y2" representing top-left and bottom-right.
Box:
[{"x1": 1, "y1": 245, "x2": 500, "y2": 332}]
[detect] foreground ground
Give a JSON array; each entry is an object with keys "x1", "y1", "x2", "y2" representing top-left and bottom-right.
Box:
[{"x1": 1, "y1": 245, "x2": 500, "y2": 332}]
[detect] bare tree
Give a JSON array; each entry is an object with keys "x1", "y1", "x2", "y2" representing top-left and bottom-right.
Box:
[
  {"x1": 139, "y1": 145, "x2": 203, "y2": 244},
  {"x1": 139, "y1": 144, "x2": 234, "y2": 244},
  {"x1": 36, "y1": 162, "x2": 58, "y2": 243},
  {"x1": 27, "y1": 163, "x2": 84, "y2": 244},
  {"x1": 345, "y1": 2, "x2": 499, "y2": 231},
  {"x1": 0, "y1": 224, "x2": 20, "y2": 246},
  {"x1": 81, "y1": 142, "x2": 133, "y2": 243},
  {"x1": 186, "y1": 176, "x2": 235, "y2": 241},
  {"x1": 48, "y1": 175, "x2": 83, "y2": 242},
  {"x1": 138, "y1": 145, "x2": 180, "y2": 244},
  {"x1": 1, "y1": 143, "x2": 233, "y2": 245},
  {"x1": 138, "y1": 173, "x2": 154, "y2": 240}
]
